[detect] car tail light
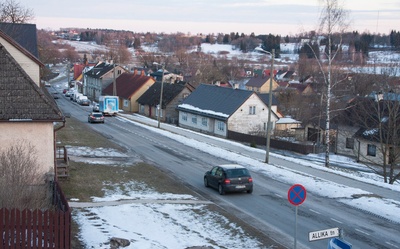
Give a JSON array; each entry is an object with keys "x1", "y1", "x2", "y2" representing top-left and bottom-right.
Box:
[
  {"x1": 248, "y1": 178, "x2": 253, "y2": 183},
  {"x1": 224, "y1": 179, "x2": 231, "y2": 184}
]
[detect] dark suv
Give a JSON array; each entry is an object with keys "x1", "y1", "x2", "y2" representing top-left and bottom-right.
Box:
[{"x1": 204, "y1": 164, "x2": 253, "y2": 195}]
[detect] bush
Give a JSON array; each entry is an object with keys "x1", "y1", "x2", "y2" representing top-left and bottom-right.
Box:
[{"x1": 0, "y1": 141, "x2": 51, "y2": 209}]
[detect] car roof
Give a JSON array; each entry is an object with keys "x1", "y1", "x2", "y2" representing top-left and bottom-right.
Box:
[{"x1": 217, "y1": 164, "x2": 247, "y2": 170}]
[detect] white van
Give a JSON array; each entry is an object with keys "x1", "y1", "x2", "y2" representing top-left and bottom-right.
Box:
[{"x1": 74, "y1": 93, "x2": 83, "y2": 102}]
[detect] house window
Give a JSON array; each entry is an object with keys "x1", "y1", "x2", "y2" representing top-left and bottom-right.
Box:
[
  {"x1": 182, "y1": 113, "x2": 187, "y2": 122},
  {"x1": 367, "y1": 144, "x2": 376, "y2": 157},
  {"x1": 123, "y1": 99, "x2": 129, "y2": 108},
  {"x1": 249, "y1": 106, "x2": 256, "y2": 115},
  {"x1": 217, "y1": 121, "x2": 225, "y2": 131},
  {"x1": 202, "y1": 117, "x2": 208, "y2": 126},
  {"x1": 346, "y1": 138, "x2": 354, "y2": 149},
  {"x1": 117, "y1": 69, "x2": 122, "y2": 75},
  {"x1": 139, "y1": 104, "x2": 144, "y2": 113},
  {"x1": 192, "y1": 115, "x2": 197, "y2": 124}
]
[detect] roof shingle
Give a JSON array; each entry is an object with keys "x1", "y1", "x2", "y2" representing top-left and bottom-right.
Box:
[{"x1": 0, "y1": 45, "x2": 63, "y2": 121}]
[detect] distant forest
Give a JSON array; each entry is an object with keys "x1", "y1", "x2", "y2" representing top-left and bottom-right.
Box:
[{"x1": 74, "y1": 28, "x2": 400, "y2": 57}]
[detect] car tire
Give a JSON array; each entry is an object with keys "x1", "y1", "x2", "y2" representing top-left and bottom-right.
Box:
[
  {"x1": 247, "y1": 188, "x2": 253, "y2": 194},
  {"x1": 204, "y1": 177, "x2": 209, "y2": 187},
  {"x1": 218, "y1": 184, "x2": 225, "y2": 195}
]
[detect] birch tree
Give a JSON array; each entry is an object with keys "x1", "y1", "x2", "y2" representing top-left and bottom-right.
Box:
[{"x1": 315, "y1": 0, "x2": 349, "y2": 167}]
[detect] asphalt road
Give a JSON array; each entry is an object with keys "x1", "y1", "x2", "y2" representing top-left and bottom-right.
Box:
[{"x1": 51, "y1": 78, "x2": 400, "y2": 249}]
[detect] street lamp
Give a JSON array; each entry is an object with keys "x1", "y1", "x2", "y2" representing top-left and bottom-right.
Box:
[
  {"x1": 263, "y1": 49, "x2": 275, "y2": 164},
  {"x1": 156, "y1": 63, "x2": 165, "y2": 128}
]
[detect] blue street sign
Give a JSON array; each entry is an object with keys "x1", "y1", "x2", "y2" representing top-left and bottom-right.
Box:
[
  {"x1": 288, "y1": 184, "x2": 306, "y2": 206},
  {"x1": 328, "y1": 238, "x2": 352, "y2": 249}
]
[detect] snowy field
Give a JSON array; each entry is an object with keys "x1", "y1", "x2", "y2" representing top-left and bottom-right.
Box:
[{"x1": 66, "y1": 114, "x2": 400, "y2": 249}]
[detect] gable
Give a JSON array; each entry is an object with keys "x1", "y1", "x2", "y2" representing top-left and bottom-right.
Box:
[{"x1": 0, "y1": 45, "x2": 63, "y2": 121}]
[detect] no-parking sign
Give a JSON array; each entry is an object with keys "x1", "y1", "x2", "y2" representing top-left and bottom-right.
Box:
[{"x1": 288, "y1": 184, "x2": 306, "y2": 206}]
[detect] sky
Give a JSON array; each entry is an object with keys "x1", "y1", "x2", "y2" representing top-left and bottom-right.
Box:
[
  {"x1": 53, "y1": 97, "x2": 400, "y2": 249},
  {"x1": 19, "y1": 0, "x2": 400, "y2": 36}
]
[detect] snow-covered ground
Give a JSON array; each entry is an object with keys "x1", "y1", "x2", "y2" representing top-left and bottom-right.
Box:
[{"x1": 67, "y1": 114, "x2": 400, "y2": 249}]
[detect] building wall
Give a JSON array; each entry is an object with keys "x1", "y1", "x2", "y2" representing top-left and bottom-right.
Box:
[
  {"x1": 228, "y1": 94, "x2": 275, "y2": 134},
  {"x1": 0, "y1": 122, "x2": 55, "y2": 182},
  {"x1": 0, "y1": 37, "x2": 40, "y2": 85},
  {"x1": 164, "y1": 87, "x2": 192, "y2": 124},
  {"x1": 123, "y1": 80, "x2": 155, "y2": 113},
  {"x1": 259, "y1": 79, "x2": 278, "y2": 93},
  {"x1": 336, "y1": 124, "x2": 384, "y2": 165},
  {"x1": 178, "y1": 111, "x2": 227, "y2": 137}
]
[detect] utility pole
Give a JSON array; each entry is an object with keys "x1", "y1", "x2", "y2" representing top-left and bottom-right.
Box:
[
  {"x1": 265, "y1": 49, "x2": 275, "y2": 164},
  {"x1": 157, "y1": 64, "x2": 165, "y2": 128}
]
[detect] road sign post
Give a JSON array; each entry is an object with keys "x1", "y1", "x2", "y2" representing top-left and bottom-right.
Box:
[{"x1": 288, "y1": 184, "x2": 306, "y2": 249}]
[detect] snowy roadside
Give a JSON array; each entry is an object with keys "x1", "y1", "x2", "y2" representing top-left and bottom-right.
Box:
[
  {"x1": 65, "y1": 122, "x2": 400, "y2": 249},
  {"x1": 66, "y1": 146, "x2": 274, "y2": 249}
]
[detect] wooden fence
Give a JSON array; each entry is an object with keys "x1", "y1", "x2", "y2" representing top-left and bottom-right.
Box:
[
  {"x1": 227, "y1": 130, "x2": 316, "y2": 154},
  {"x1": 0, "y1": 182, "x2": 71, "y2": 249}
]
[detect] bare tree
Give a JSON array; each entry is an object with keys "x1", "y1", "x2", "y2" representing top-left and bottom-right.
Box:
[
  {"x1": 0, "y1": 141, "x2": 51, "y2": 209},
  {"x1": 311, "y1": 0, "x2": 349, "y2": 167},
  {"x1": 341, "y1": 94, "x2": 400, "y2": 184},
  {"x1": 0, "y1": 0, "x2": 34, "y2": 23}
]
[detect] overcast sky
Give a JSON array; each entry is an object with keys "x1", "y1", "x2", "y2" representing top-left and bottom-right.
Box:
[{"x1": 19, "y1": 0, "x2": 399, "y2": 36}]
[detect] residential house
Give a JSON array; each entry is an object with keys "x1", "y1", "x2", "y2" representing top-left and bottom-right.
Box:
[
  {"x1": 0, "y1": 30, "x2": 65, "y2": 182},
  {"x1": 102, "y1": 70, "x2": 155, "y2": 112},
  {"x1": 245, "y1": 73, "x2": 279, "y2": 93},
  {"x1": 176, "y1": 84, "x2": 279, "y2": 138},
  {"x1": 335, "y1": 94, "x2": 400, "y2": 165},
  {"x1": 137, "y1": 81, "x2": 192, "y2": 124},
  {"x1": 277, "y1": 82, "x2": 316, "y2": 95},
  {"x1": 84, "y1": 62, "x2": 127, "y2": 101}
]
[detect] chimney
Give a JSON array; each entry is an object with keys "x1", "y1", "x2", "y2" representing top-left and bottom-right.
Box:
[{"x1": 134, "y1": 69, "x2": 138, "y2": 75}]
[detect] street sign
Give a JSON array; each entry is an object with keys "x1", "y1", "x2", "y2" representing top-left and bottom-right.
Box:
[
  {"x1": 288, "y1": 184, "x2": 306, "y2": 206},
  {"x1": 309, "y1": 227, "x2": 339, "y2": 241},
  {"x1": 328, "y1": 238, "x2": 352, "y2": 249}
]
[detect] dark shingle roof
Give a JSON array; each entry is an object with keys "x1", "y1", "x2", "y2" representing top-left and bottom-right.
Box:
[
  {"x1": 102, "y1": 72, "x2": 155, "y2": 99},
  {"x1": 0, "y1": 23, "x2": 39, "y2": 58},
  {"x1": 257, "y1": 93, "x2": 279, "y2": 106},
  {"x1": 0, "y1": 45, "x2": 63, "y2": 121},
  {"x1": 137, "y1": 82, "x2": 186, "y2": 108},
  {"x1": 176, "y1": 84, "x2": 254, "y2": 120},
  {"x1": 85, "y1": 62, "x2": 115, "y2": 79},
  {"x1": 245, "y1": 75, "x2": 271, "y2": 88}
]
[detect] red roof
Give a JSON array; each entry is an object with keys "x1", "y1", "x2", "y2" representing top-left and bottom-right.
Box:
[{"x1": 103, "y1": 71, "x2": 155, "y2": 99}]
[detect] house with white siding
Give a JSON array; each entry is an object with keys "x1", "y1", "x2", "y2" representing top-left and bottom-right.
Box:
[{"x1": 176, "y1": 84, "x2": 279, "y2": 138}]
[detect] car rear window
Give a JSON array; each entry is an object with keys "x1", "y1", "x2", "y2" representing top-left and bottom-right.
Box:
[
  {"x1": 93, "y1": 114, "x2": 103, "y2": 117},
  {"x1": 225, "y1": 169, "x2": 250, "y2": 178}
]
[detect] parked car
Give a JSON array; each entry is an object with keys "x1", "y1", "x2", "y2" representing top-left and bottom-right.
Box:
[
  {"x1": 65, "y1": 90, "x2": 73, "y2": 97},
  {"x1": 88, "y1": 112, "x2": 105, "y2": 123},
  {"x1": 92, "y1": 103, "x2": 100, "y2": 112},
  {"x1": 204, "y1": 164, "x2": 253, "y2": 195},
  {"x1": 80, "y1": 98, "x2": 91, "y2": 106}
]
